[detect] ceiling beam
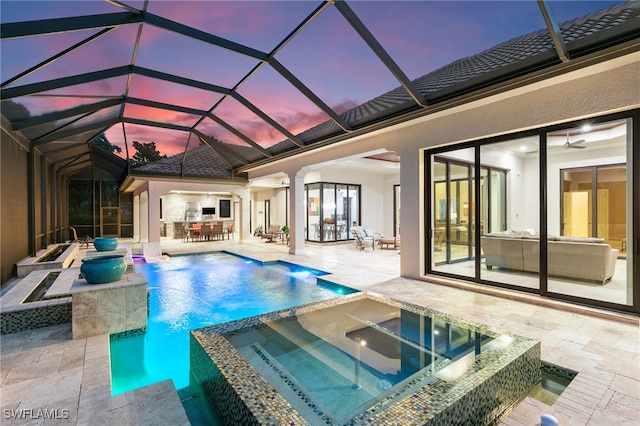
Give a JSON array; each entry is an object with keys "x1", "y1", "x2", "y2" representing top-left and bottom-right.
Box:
[
  {"x1": 205, "y1": 114, "x2": 273, "y2": 158},
  {"x1": 39, "y1": 142, "x2": 87, "y2": 158},
  {"x1": 2, "y1": 28, "x2": 116, "y2": 88},
  {"x1": 59, "y1": 158, "x2": 92, "y2": 173},
  {"x1": 144, "y1": 13, "x2": 268, "y2": 61},
  {"x1": 1, "y1": 66, "x2": 131, "y2": 99},
  {"x1": 127, "y1": 97, "x2": 208, "y2": 116},
  {"x1": 538, "y1": 0, "x2": 570, "y2": 63},
  {"x1": 52, "y1": 152, "x2": 89, "y2": 165},
  {"x1": 123, "y1": 117, "x2": 191, "y2": 132},
  {"x1": 32, "y1": 117, "x2": 120, "y2": 146},
  {"x1": 13, "y1": 98, "x2": 124, "y2": 130},
  {"x1": 333, "y1": 0, "x2": 428, "y2": 107},
  {"x1": 133, "y1": 66, "x2": 232, "y2": 94},
  {"x1": 0, "y1": 12, "x2": 142, "y2": 39},
  {"x1": 231, "y1": 92, "x2": 304, "y2": 147},
  {"x1": 268, "y1": 57, "x2": 352, "y2": 132},
  {"x1": 104, "y1": 0, "x2": 143, "y2": 15}
]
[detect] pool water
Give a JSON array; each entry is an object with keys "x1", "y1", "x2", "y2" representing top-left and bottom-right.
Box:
[
  {"x1": 226, "y1": 297, "x2": 494, "y2": 424},
  {"x1": 109, "y1": 252, "x2": 355, "y2": 398}
]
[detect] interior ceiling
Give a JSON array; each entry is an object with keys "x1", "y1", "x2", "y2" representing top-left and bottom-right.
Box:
[
  {"x1": 1, "y1": 1, "x2": 638, "y2": 181},
  {"x1": 492, "y1": 120, "x2": 628, "y2": 156}
]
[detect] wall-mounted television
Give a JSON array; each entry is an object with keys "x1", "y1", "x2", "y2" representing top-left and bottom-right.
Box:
[{"x1": 202, "y1": 207, "x2": 215, "y2": 215}]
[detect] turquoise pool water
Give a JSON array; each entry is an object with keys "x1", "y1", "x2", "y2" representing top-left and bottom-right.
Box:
[{"x1": 109, "y1": 252, "x2": 355, "y2": 397}]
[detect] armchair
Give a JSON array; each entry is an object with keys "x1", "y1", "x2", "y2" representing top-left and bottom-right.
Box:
[{"x1": 261, "y1": 224, "x2": 281, "y2": 242}]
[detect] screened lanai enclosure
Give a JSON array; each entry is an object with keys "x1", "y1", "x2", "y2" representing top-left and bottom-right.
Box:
[
  {"x1": 2, "y1": 1, "x2": 639, "y2": 314},
  {"x1": 4, "y1": 1, "x2": 637, "y2": 180}
]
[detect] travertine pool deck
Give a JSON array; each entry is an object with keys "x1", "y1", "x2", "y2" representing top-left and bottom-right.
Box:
[{"x1": 1, "y1": 237, "x2": 638, "y2": 425}]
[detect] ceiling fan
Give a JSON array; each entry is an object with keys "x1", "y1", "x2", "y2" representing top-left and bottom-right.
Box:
[{"x1": 564, "y1": 132, "x2": 586, "y2": 149}]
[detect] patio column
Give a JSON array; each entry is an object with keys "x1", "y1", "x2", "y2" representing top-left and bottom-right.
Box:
[
  {"x1": 233, "y1": 187, "x2": 251, "y2": 243},
  {"x1": 147, "y1": 185, "x2": 163, "y2": 243},
  {"x1": 139, "y1": 191, "x2": 149, "y2": 243},
  {"x1": 133, "y1": 194, "x2": 140, "y2": 242},
  {"x1": 288, "y1": 170, "x2": 306, "y2": 255}
]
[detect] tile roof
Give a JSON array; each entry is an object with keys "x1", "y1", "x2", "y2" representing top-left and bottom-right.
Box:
[
  {"x1": 293, "y1": 1, "x2": 639, "y2": 144},
  {"x1": 133, "y1": 144, "x2": 252, "y2": 179}
]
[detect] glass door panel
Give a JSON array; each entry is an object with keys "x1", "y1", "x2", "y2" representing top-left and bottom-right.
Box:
[
  {"x1": 489, "y1": 169, "x2": 507, "y2": 233},
  {"x1": 346, "y1": 185, "x2": 360, "y2": 239},
  {"x1": 336, "y1": 184, "x2": 348, "y2": 240},
  {"x1": 433, "y1": 160, "x2": 447, "y2": 265},
  {"x1": 547, "y1": 119, "x2": 632, "y2": 306},
  {"x1": 480, "y1": 138, "x2": 539, "y2": 290},
  {"x1": 449, "y1": 164, "x2": 471, "y2": 263},
  {"x1": 307, "y1": 184, "x2": 321, "y2": 242},
  {"x1": 597, "y1": 165, "x2": 626, "y2": 254},
  {"x1": 322, "y1": 185, "x2": 336, "y2": 241},
  {"x1": 431, "y1": 149, "x2": 475, "y2": 279}
]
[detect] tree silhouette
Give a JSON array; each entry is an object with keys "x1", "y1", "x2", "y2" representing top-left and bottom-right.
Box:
[
  {"x1": 2, "y1": 100, "x2": 31, "y2": 121},
  {"x1": 91, "y1": 133, "x2": 122, "y2": 154},
  {"x1": 131, "y1": 141, "x2": 166, "y2": 167}
]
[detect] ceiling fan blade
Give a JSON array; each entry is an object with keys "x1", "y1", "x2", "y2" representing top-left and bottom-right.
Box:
[
  {"x1": 564, "y1": 139, "x2": 587, "y2": 149},
  {"x1": 570, "y1": 139, "x2": 586, "y2": 149}
]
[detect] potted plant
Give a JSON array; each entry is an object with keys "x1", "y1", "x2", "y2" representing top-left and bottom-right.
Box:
[{"x1": 281, "y1": 225, "x2": 290, "y2": 234}]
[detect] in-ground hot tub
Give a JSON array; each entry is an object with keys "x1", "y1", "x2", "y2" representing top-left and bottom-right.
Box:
[{"x1": 191, "y1": 293, "x2": 540, "y2": 425}]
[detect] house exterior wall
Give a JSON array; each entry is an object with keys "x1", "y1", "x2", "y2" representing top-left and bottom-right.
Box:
[{"x1": 247, "y1": 54, "x2": 639, "y2": 281}]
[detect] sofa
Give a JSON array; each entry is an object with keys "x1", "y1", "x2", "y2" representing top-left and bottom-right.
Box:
[{"x1": 481, "y1": 231, "x2": 618, "y2": 284}]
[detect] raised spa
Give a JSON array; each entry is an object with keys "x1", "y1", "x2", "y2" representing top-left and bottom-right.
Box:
[{"x1": 191, "y1": 293, "x2": 540, "y2": 425}]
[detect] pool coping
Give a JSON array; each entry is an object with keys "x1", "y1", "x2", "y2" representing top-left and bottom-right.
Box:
[{"x1": 191, "y1": 291, "x2": 541, "y2": 425}]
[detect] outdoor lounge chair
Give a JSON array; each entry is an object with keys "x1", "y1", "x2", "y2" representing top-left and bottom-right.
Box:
[
  {"x1": 70, "y1": 227, "x2": 93, "y2": 248},
  {"x1": 142, "y1": 242, "x2": 166, "y2": 263},
  {"x1": 261, "y1": 224, "x2": 281, "y2": 242},
  {"x1": 351, "y1": 226, "x2": 382, "y2": 251}
]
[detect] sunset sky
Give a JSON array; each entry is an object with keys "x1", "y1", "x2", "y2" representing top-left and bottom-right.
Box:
[{"x1": 1, "y1": 1, "x2": 622, "y2": 158}]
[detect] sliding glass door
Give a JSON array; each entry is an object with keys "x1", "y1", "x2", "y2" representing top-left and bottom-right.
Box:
[
  {"x1": 426, "y1": 114, "x2": 636, "y2": 313},
  {"x1": 305, "y1": 183, "x2": 360, "y2": 242}
]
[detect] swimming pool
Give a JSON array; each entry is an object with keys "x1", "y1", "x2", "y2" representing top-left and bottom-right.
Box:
[{"x1": 109, "y1": 252, "x2": 356, "y2": 397}]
